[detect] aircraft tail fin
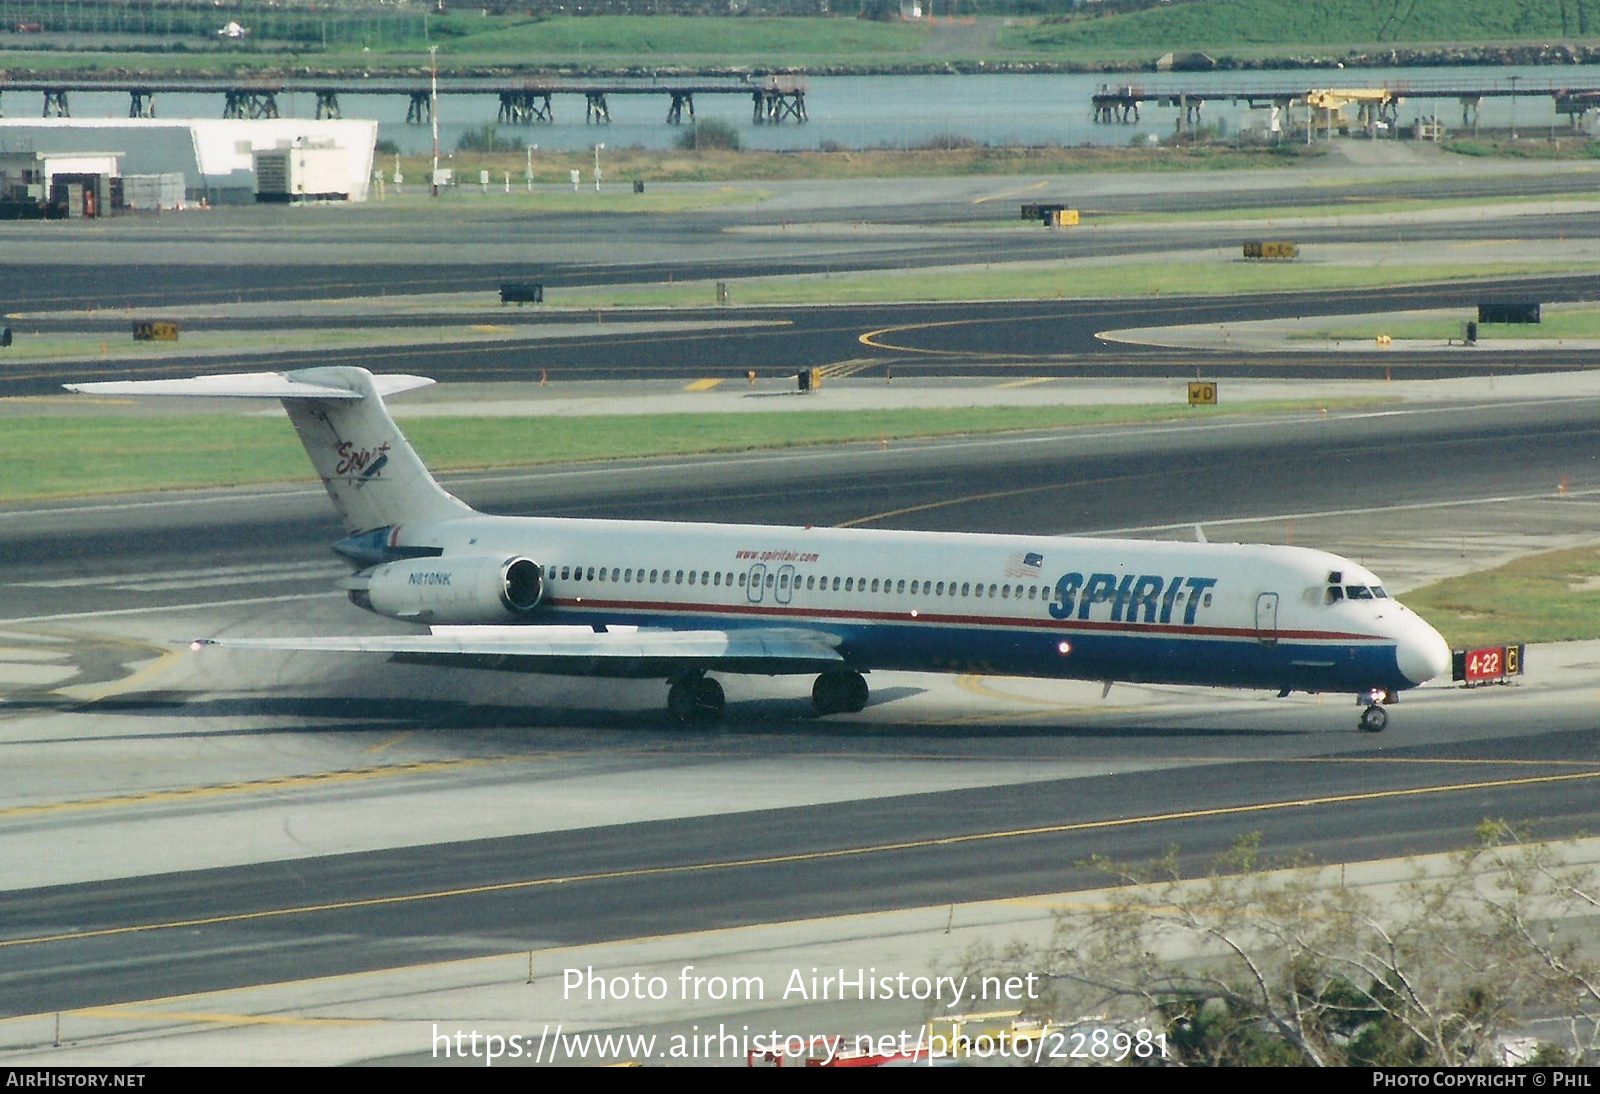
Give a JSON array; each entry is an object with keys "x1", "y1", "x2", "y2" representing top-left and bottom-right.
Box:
[{"x1": 66, "y1": 367, "x2": 473, "y2": 533}]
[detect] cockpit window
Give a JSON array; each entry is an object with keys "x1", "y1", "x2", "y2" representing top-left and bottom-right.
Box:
[
  {"x1": 1372, "y1": 586, "x2": 1388, "y2": 598},
  {"x1": 1346, "y1": 585, "x2": 1374, "y2": 600},
  {"x1": 1326, "y1": 587, "x2": 1344, "y2": 604}
]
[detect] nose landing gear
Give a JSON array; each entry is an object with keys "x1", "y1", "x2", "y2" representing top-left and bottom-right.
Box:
[{"x1": 1357, "y1": 688, "x2": 1397, "y2": 732}]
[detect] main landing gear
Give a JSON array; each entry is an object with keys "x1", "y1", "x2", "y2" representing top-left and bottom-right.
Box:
[
  {"x1": 667, "y1": 672, "x2": 725, "y2": 724},
  {"x1": 1358, "y1": 688, "x2": 1398, "y2": 733},
  {"x1": 812, "y1": 670, "x2": 869, "y2": 716}
]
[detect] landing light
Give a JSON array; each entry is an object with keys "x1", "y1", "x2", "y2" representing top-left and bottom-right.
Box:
[{"x1": 1058, "y1": 641, "x2": 1072, "y2": 655}]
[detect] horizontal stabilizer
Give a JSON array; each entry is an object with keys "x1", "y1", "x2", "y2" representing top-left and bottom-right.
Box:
[
  {"x1": 195, "y1": 625, "x2": 845, "y2": 679},
  {"x1": 66, "y1": 372, "x2": 435, "y2": 400}
]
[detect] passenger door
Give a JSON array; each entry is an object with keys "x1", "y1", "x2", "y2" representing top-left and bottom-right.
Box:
[
  {"x1": 775, "y1": 564, "x2": 796, "y2": 605},
  {"x1": 1255, "y1": 592, "x2": 1279, "y2": 645},
  {"x1": 746, "y1": 564, "x2": 767, "y2": 604}
]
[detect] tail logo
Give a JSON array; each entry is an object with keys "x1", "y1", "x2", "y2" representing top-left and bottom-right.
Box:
[{"x1": 334, "y1": 440, "x2": 392, "y2": 479}]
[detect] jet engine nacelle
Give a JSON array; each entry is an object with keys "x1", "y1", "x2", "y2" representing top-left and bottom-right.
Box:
[{"x1": 356, "y1": 555, "x2": 544, "y2": 623}]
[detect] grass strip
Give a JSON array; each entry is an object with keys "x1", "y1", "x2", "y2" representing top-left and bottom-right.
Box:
[
  {"x1": 1403, "y1": 545, "x2": 1600, "y2": 649},
  {"x1": 2, "y1": 400, "x2": 1376, "y2": 503},
  {"x1": 1295, "y1": 308, "x2": 1600, "y2": 343},
  {"x1": 548, "y1": 261, "x2": 1600, "y2": 308}
]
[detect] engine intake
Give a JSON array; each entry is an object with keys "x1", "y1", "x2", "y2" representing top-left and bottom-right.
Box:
[{"x1": 356, "y1": 555, "x2": 544, "y2": 623}]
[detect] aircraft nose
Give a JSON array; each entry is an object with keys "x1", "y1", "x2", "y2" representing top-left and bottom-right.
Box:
[{"x1": 1397, "y1": 617, "x2": 1452, "y2": 686}]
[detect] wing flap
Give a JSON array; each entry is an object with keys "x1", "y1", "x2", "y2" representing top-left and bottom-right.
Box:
[{"x1": 196, "y1": 625, "x2": 844, "y2": 679}]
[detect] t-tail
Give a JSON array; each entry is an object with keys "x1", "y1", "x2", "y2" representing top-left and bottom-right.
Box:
[{"x1": 66, "y1": 366, "x2": 472, "y2": 534}]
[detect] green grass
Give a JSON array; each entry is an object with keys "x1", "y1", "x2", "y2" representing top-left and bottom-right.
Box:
[
  {"x1": 0, "y1": 401, "x2": 1377, "y2": 502},
  {"x1": 1295, "y1": 307, "x2": 1600, "y2": 342},
  {"x1": 1404, "y1": 545, "x2": 1600, "y2": 648},
  {"x1": 545, "y1": 260, "x2": 1600, "y2": 308},
  {"x1": 1002, "y1": 0, "x2": 1600, "y2": 59}
]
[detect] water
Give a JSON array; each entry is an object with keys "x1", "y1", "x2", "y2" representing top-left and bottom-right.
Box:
[{"x1": 5, "y1": 63, "x2": 1595, "y2": 155}]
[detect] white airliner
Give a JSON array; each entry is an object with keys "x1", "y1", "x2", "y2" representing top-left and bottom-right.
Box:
[{"x1": 70, "y1": 366, "x2": 1453, "y2": 732}]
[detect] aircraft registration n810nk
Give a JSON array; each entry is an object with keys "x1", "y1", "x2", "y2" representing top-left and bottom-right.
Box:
[{"x1": 69, "y1": 367, "x2": 1452, "y2": 732}]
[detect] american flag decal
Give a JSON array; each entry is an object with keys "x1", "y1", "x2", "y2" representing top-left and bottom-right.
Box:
[{"x1": 1005, "y1": 551, "x2": 1044, "y2": 578}]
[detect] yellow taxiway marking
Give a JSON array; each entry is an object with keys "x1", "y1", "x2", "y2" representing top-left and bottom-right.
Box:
[
  {"x1": 0, "y1": 758, "x2": 495, "y2": 820},
  {"x1": 682, "y1": 378, "x2": 723, "y2": 391},
  {"x1": 859, "y1": 318, "x2": 1001, "y2": 357},
  {"x1": 955, "y1": 674, "x2": 1130, "y2": 713},
  {"x1": 995, "y1": 377, "x2": 1056, "y2": 389},
  {"x1": 363, "y1": 730, "x2": 415, "y2": 756},
  {"x1": 57, "y1": 643, "x2": 184, "y2": 704},
  {"x1": 973, "y1": 180, "x2": 1049, "y2": 205},
  {"x1": 8, "y1": 768, "x2": 1600, "y2": 951}
]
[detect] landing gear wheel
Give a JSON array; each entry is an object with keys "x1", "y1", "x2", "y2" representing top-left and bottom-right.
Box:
[
  {"x1": 667, "y1": 676, "x2": 725, "y2": 723},
  {"x1": 1359, "y1": 704, "x2": 1388, "y2": 733},
  {"x1": 812, "y1": 671, "x2": 869, "y2": 715}
]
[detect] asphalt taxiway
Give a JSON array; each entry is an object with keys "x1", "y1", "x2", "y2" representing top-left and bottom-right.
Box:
[{"x1": 0, "y1": 382, "x2": 1598, "y2": 1046}]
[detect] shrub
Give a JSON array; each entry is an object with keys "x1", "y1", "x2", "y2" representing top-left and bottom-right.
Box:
[
  {"x1": 677, "y1": 118, "x2": 741, "y2": 152},
  {"x1": 455, "y1": 124, "x2": 520, "y2": 153}
]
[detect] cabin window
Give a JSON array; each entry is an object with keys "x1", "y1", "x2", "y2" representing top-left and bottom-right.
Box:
[
  {"x1": 909, "y1": 580, "x2": 919, "y2": 594},
  {"x1": 701, "y1": 571, "x2": 710, "y2": 585},
  {"x1": 961, "y1": 583, "x2": 970, "y2": 596},
  {"x1": 688, "y1": 571, "x2": 697, "y2": 585},
  {"x1": 845, "y1": 577, "x2": 854, "y2": 592},
  {"x1": 1028, "y1": 586, "x2": 1037, "y2": 600},
  {"x1": 675, "y1": 570, "x2": 684, "y2": 584},
  {"x1": 560, "y1": 567, "x2": 570, "y2": 580},
  {"x1": 738, "y1": 572, "x2": 747, "y2": 587},
  {"x1": 1203, "y1": 593, "x2": 1213, "y2": 606},
  {"x1": 764, "y1": 573, "x2": 773, "y2": 588},
  {"x1": 780, "y1": 573, "x2": 789, "y2": 589},
  {"x1": 870, "y1": 579, "x2": 879, "y2": 592},
  {"x1": 624, "y1": 569, "x2": 633, "y2": 582},
  {"x1": 936, "y1": 581, "x2": 945, "y2": 595},
  {"x1": 598, "y1": 569, "x2": 607, "y2": 582},
  {"x1": 806, "y1": 575, "x2": 814, "y2": 590},
  {"x1": 713, "y1": 572, "x2": 721, "y2": 586},
  {"x1": 650, "y1": 569, "x2": 659, "y2": 583},
  {"x1": 896, "y1": 579, "x2": 906, "y2": 593}
]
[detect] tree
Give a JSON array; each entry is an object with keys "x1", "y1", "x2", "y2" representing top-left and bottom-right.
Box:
[{"x1": 967, "y1": 825, "x2": 1600, "y2": 1066}]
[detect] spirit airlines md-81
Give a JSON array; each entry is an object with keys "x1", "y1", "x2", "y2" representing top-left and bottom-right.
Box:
[{"x1": 70, "y1": 367, "x2": 1453, "y2": 733}]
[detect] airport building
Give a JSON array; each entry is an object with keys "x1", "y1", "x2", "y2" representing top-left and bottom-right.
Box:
[{"x1": 0, "y1": 118, "x2": 377, "y2": 205}]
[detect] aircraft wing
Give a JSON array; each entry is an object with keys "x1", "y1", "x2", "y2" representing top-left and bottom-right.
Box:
[{"x1": 195, "y1": 624, "x2": 845, "y2": 678}]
